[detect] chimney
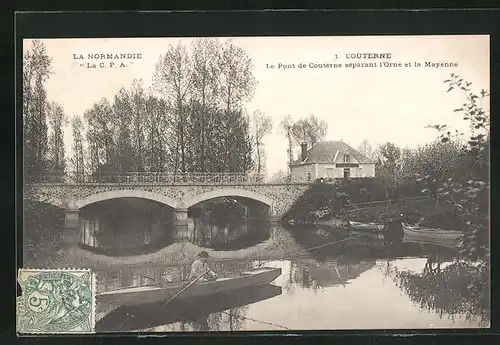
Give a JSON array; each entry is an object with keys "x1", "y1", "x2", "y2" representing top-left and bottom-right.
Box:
[{"x1": 301, "y1": 142, "x2": 307, "y2": 161}]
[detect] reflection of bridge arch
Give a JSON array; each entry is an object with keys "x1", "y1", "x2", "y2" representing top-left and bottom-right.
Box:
[
  {"x1": 183, "y1": 188, "x2": 274, "y2": 213},
  {"x1": 74, "y1": 190, "x2": 179, "y2": 209}
]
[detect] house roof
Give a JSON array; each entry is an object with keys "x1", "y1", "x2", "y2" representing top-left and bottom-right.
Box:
[{"x1": 292, "y1": 140, "x2": 374, "y2": 165}]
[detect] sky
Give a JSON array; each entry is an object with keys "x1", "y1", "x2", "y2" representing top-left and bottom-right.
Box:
[{"x1": 25, "y1": 35, "x2": 490, "y2": 177}]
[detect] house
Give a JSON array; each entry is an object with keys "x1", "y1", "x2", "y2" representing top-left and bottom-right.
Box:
[{"x1": 290, "y1": 140, "x2": 375, "y2": 181}]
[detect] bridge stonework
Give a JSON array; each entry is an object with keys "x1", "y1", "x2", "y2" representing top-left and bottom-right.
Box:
[
  {"x1": 27, "y1": 182, "x2": 310, "y2": 247},
  {"x1": 27, "y1": 183, "x2": 309, "y2": 218}
]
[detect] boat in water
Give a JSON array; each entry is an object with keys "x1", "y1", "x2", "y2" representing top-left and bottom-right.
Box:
[
  {"x1": 402, "y1": 223, "x2": 463, "y2": 241},
  {"x1": 96, "y1": 284, "x2": 283, "y2": 332},
  {"x1": 345, "y1": 221, "x2": 384, "y2": 233},
  {"x1": 96, "y1": 267, "x2": 282, "y2": 307}
]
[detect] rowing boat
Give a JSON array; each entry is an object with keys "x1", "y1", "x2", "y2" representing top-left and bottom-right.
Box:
[
  {"x1": 96, "y1": 284, "x2": 283, "y2": 332},
  {"x1": 97, "y1": 267, "x2": 282, "y2": 307},
  {"x1": 346, "y1": 221, "x2": 384, "y2": 232},
  {"x1": 402, "y1": 223, "x2": 463, "y2": 241}
]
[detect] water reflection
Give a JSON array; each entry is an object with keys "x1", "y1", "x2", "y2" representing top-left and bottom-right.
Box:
[
  {"x1": 78, "y1": 197, "x2": 272, "y2": 255},
  {"x1": 79, "y1": 198, "x2": 173, "y2": 255},
  {"x1": 188, "y1": 216, "x2": 271, "y2": 250},
  {"x1": 390, "y1": 258, "x2": 490, "y2": 327},
  {"x1": 90, "y1": 223, "x2": 489, "y2": 331}
]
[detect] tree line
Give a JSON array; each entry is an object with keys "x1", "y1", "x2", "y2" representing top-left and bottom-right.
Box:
[
  {"x1": 23, "y1": 39, "x2": 282, "y2": 182},
  {"x1": 23, "y1": 41, "x2": 66, "y2": 181}
]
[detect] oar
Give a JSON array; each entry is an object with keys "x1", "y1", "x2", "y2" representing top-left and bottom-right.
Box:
[
  {"x1": 136, "y1": 272, "x2": 159, "y2": 283},
  {"x1": 257, "y1": 234, "x2": 363, "y2": 267},
  {"x1": 161, "y1": 269, "x2": 211, "y2": 308}
]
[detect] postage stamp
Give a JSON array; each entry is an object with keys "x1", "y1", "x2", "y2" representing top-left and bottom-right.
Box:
[{"x1": 17, "y1": 269, "x2": 95, "y2": 334}]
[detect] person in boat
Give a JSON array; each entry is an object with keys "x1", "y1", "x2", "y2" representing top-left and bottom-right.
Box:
[
  {"x1": 190, "y1": 251, "x2": 217, "y2": 282},
  {"x1": 341, "y1": 214, "x2": 351, "y2": 230},
  {"x1": 383, "y1": 212, "x2": 404, "y2": 246},
  {"x1": 416, "y1": 216, "x2": 425, "y2": 227}
]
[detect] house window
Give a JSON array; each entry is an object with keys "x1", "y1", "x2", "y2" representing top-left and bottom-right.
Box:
[
  {"x1": 343, "y1": 168, "x2": 350, "y2": 179},
  {"x1": 343, "y1": 154, "x2": 350, "y2": 163},
  {"x1": 307, "y1": 172, "x2": 311, "y2": 181}
]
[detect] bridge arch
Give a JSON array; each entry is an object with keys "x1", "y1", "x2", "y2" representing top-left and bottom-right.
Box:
[
  {"x1": 74, "y1": 190, "x2": 179, "y2": 209},
  {"x1": 183, "y1": 188, "x2": 274, "y2": 213}
]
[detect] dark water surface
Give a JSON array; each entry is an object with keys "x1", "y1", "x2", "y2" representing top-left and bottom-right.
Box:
[{"x1": 94, "y1": 224, "x2": 490, "y2": 332}]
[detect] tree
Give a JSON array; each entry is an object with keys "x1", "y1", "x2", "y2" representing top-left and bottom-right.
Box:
[
  {"x1": 378, "y1": 142, "x2": 401, "y2": 168},
  {"x1": 218, "y1": 40, "x2": 257, "y2": 115},
  {"x1": 23, "y1": 40, "x2": 52, "y2": 181},
  {"x1": 84, "y1": 98, "x2": 115, "y2": 176},
  {"x1": 69, "y1": 115, "x2": 85, "y2": 182},
  {"x1": 252, "y1": 110, "x2": 273, "y2": 176},
  {"x1": 357, "y1": 139, "x2": 373, "y2": 159},
  {"x1": 143, "y1": 91, "x2": 173, "y2": 172},
  {"x1": 111, "y1": 87, "x2": 135, "y2": 173},
  {"x1": 291, "y1": 114, "x2": 328, "y2": 148},
  {"x1": 47, "y1": 102, "x2": 68, "y2": 180},
  {"x1": 219, "y1": 109, "x2": 254, "y2": 173},
  {"x1": 280, "y1": 115, "x2": 295, "y2": 173},
  {"x1": 130, "y1": 79, "x2": 147, "y2": 172},
  {"x1": 191, "y1": 38, "x2": 221, "y2": 171},
  {"x1": 413, "y1": 140, "x2": 463, "y2": 205},
  {"x1": 217, "y1": 40, "x2": 257, "y2": 169},
  {"x1": 153, "y1": 42, "x2": 193, "y2": 174},
  {"x1": 374, "y1": 142, "x2": 401, "y2": 200},
  {"x1": 426, "y1": 74, "x2": 490, "y2": 261}
]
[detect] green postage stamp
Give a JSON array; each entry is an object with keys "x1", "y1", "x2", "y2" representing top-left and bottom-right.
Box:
[{"x1": 17, "y1": 269, "x2": 95, "y2": 334}]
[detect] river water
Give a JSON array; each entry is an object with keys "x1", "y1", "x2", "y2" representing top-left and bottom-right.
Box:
[{"x1": 91, "y1": 221, "x2": 490, "y2": 332}]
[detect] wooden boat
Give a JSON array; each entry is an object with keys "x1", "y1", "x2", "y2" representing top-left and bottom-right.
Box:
[
  {"x1": 97, "y1": 267, "x2": 282, "y2": 307},
  {"x1": 403, "y1": 237, "x2": 459, "y2": 249},
  {"x1": 96, "y1": 284, "x2": 282, "y2": 332},
  {"x1": 402, "y1": 223, "x2": 463, "y2": 241},
  {"x1": 346, "y1": 221, "x2": 384, "y2": 232}
]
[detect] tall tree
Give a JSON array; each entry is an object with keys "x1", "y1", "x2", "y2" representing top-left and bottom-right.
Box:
[
  {"x1": 130, "y1": 79, "x2": 146, "y2": 171},
  {"x1": 23, "y1": 40, "x2": 52, "y2": 181},
  {"x1": 111, "y1": 87, "x2": 134, "y2": 173},
  {"x1": 153, "y1": 42, "x2": 193, "y2": 174},
  {"x1": 218, "y1": 40, "x2": 257, "y2": 169},
  {"x1": 252, "y1": 110, "x2": 273, "y2": 176},
  {"x1": 280, "y1": 115, "x2": 295, "y2": 173},
  {"x1": 143, "y1": 91, "x2": 173, "y2": 172},
  {"x1": 220, "y1": 109, "x2": 254, "y2": 173},
  {"x1": 191, "y1": 38, "x2": 220, "y2": 171},
  {"x1": 84, "y1": 98, "x2": 115, "y2": 175},
  {"x1": 46, "y1": 102, "x2": 67, "y2": 180},
  {"x1": 218, "y1": 40, "x2": 257, "y2": 113},
  {"x1": 69, "y1": 115, "x2": 85, "y2": 181}
]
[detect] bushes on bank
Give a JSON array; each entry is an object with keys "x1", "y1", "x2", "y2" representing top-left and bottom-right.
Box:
[{"x1": 283, "y1": 177, "x2": 424, "y2": 225}]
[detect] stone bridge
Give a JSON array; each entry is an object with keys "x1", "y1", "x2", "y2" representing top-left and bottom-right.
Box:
[{"x1": 25, "y1": 172, "x2": 311, "y2": 244}]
